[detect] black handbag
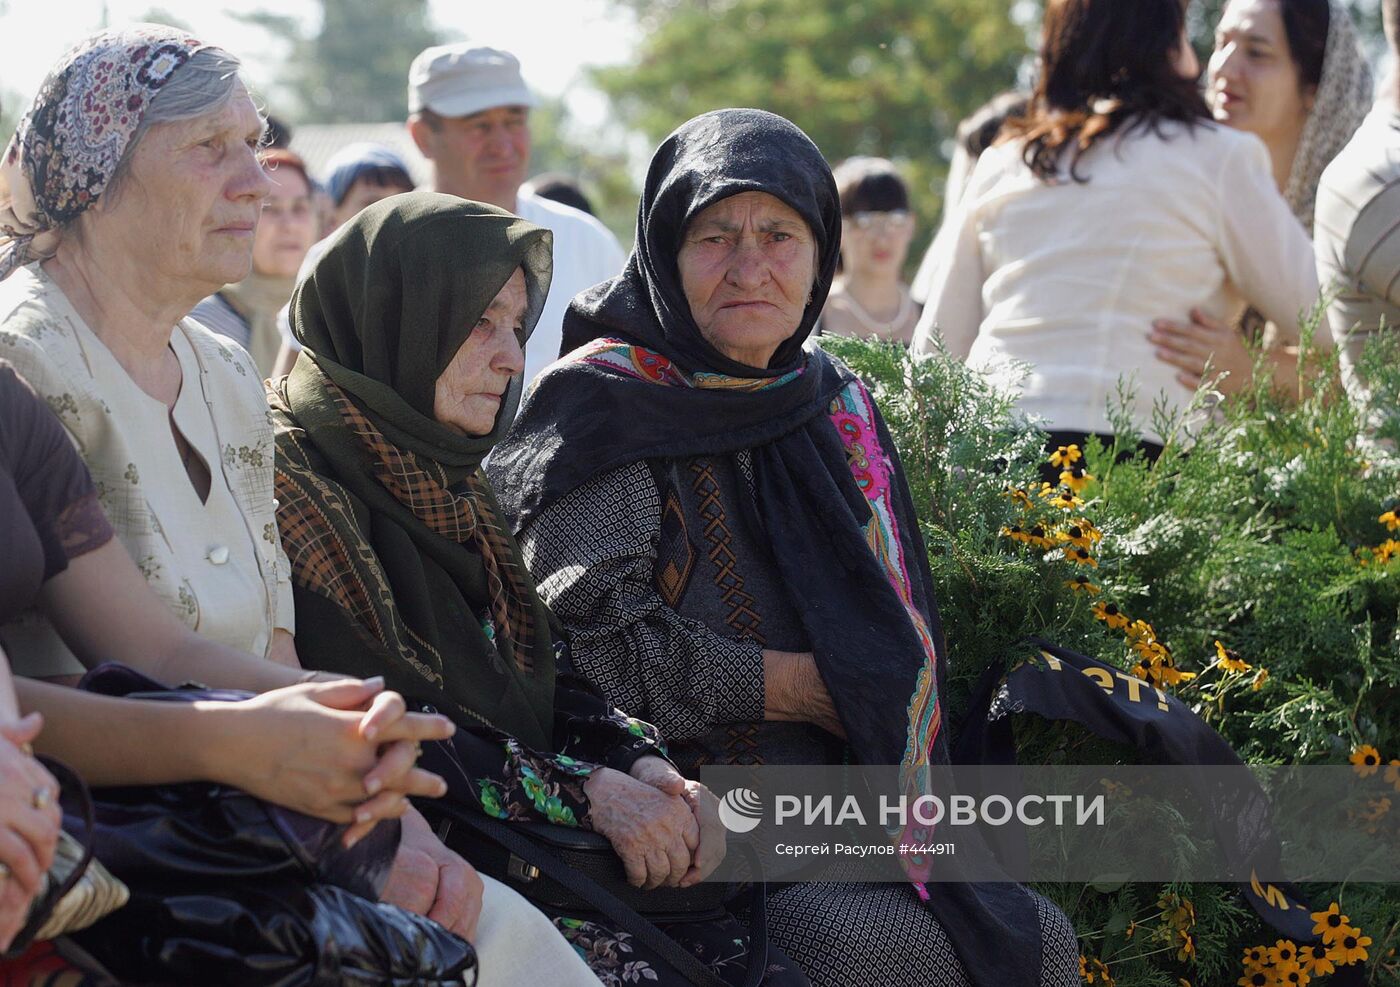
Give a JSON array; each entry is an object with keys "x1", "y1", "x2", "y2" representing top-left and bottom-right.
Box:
[
  {"x1": 66, "y1": 662, "x2": 478, "y2": 986},
  {"x1": 425, "y1": 790, "x2": 769, "y2": 987}
]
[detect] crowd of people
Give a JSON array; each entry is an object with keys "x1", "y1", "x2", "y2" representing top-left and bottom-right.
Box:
[{"x1": 0, "y1": 0, "x2": 1395, "y2": 984}]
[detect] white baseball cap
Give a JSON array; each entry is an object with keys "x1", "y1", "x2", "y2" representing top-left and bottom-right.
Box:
[{"x1": 407, "y1": 44, "x2": 538, "y2": 118}]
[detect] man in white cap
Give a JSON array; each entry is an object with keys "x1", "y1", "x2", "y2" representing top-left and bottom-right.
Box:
[{"x1": 408, "y1": 44, "x2": 626, "y2": 384}]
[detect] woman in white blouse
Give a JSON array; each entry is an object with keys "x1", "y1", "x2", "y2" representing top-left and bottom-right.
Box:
[
  {"x1": 913, "y1": 0, "x2": 1318, "y2": 452},
  {"x1": 0, "y1": 27, "x2": 599, "y2": 968}
]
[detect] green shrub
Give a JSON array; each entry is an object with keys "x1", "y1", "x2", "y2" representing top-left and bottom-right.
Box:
[{"x1": 820, "y1": 327, "x2": 1400, "y2": 986}]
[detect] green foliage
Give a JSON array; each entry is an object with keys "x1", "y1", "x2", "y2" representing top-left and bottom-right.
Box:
[
  {"x1": 593, "y1": 0, "x2": 1034, "y2": 267},
  {"x1": 237, "y1": 0, "x2": 442, "y2": 123},
  {"x1": 526, "y1": 97, "x2": 638, "y2": 249},
  {"x1": 820, "y1": 325, "x2": 1400, "y2": 983}
]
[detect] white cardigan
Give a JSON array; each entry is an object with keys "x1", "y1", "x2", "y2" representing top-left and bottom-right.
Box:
[{"x1": 913, "y1": 119, "x2": 1319, "y2": 442}]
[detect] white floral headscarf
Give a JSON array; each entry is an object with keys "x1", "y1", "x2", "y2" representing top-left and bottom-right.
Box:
[
  {"x1": 0, "y1": 25, "x2": 212, "y2": 280},
  {"x1": 1284, "y1": 0, "x2": 1373, "y2": 231}
]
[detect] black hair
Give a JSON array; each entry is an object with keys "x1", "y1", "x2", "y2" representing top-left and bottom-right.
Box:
[
  {"x1": 1279, "y1": 0, "x2": 1331, "y2": 91},
  {"x1": 1006, "y1": 0, "x2": 1210, "y2": 182},
  {"x1": 831, "y1": 157, "x2": 910, "y2": 216},
  {"x1": 526, "y1": 172, "x2": 596, "y2": 216}
]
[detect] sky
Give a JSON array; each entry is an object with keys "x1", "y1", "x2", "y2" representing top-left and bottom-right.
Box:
[{"x1": 0, "y1": 0, "x2": 638, "y2": 124}]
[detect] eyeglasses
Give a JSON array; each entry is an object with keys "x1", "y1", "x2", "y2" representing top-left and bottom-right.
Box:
[{"x1": 847, "y1": 210, "x2": 913, "y2": 233}]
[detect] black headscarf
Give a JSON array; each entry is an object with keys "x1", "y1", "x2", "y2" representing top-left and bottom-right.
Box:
[{"x1": 490, "y1": 110, "x2": 1049, "y2": 986}]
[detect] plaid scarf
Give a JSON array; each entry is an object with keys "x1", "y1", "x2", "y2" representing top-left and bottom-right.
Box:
[{"x1": 326, "y1": 381, "x2": 538, "y2": 673}]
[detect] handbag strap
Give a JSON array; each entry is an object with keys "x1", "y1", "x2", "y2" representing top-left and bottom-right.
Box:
[
  {"x1": 443, "y1": 807, "x2": 768, "y2": 987},
  {"x1": 3, "y1": 757, "x2": 97, "y2": 958}
]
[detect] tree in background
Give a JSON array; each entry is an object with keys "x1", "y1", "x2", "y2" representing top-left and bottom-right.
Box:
[
  {"x1": 528, "y1": 96, "x2": 639, "y2": 248},
  {"x1": 592, "y1": 0, "x2": 1033, "y2": 262},
  {"x1": 239, "y1": 0, "x2": 442, "y2": 123},
  {"x1": 596, "y1": 0, "x2": 1385, "y2": 263}
]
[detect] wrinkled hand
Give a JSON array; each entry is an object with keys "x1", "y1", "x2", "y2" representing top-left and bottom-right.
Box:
[
  {"x1": 764, "y1": 650, "x2": 847, "y2": 739},
  {"x1": 208, "y1": 679, "x2": 452, "y2": 836},
  {"x1": 380, "y1": 807, "x2": 483, "y2": 942},
  {"x1": 0, "y1": 715, "x2": 62, "y2": 952},
  {"x1": 627, "y1": 757, "x2": 726, "y2": 887},
  {"x1": 1150, "y1": 309, "x2": 1252, "y2": 396},
  {"x1": 586, "y1": 766, "x2": 698, "y2": 890}
]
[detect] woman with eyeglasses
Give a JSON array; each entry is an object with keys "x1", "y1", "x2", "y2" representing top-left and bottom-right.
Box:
[{"x1": 819, "y1": 157, "x2": 920, "y2": 345}]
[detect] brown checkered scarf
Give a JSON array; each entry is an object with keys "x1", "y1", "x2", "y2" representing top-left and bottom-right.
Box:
[{"x1": 324, "y1": 379, "x2": 539, "y2": 673}]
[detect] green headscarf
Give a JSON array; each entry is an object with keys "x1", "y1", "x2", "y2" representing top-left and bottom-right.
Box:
[
  {"x1": 272, "y1": 192, "x2": 559, "y2": 747},
  {"x1": 291, "y1": 190, "x2": 552, "y2": 477}
]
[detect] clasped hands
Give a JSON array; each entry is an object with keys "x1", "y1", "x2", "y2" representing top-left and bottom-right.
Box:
[
  {"x1": 201, "y1": 676, "x2": 455, "y2": 848},
  {"x1": 584, "y1": 755, "x2": 726, "y2": 891}
]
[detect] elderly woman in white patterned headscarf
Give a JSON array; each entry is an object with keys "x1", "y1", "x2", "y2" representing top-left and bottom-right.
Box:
[
  {"x1": 0, "y1": 29, "x2": 608, "y2": 980},
  {"x1": 1148, "y1": 0, "x2": 1372, "y2": 398}
]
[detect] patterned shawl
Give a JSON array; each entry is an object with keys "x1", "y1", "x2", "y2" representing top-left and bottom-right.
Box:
[
  {"x1": 1284, "y1": 0, "x2": 1373, "y2": 230},
  {"x1": 490, "y1": 109, "x2": 1048, "y2": 987},
  {"x1": 272, "y1": 193, "x2": 558, "y2": 749},
  {"x1": 0, "y1": 26, "x2": 213, "y2": 280}
]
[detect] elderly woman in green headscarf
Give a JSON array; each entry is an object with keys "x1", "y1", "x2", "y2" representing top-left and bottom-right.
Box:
[{"x1": 269, "y1": 192, "x2": 804, "y2": 985}]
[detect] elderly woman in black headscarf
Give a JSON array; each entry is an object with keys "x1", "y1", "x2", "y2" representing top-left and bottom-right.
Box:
[
  {"x1": 269, "y1": 191, "x2": 809, "y2": 986},
  {"x1": 488, "y1": 110, "x2": 1081, "y2": 986}
]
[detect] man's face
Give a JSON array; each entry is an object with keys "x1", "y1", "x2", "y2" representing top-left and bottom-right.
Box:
[{"x1": 413, "y1": 105, "x2": 530, "y2": 209}]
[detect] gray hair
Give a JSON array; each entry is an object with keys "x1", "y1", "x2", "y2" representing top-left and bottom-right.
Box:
[{"x1": 105, "y1": 47, "x2": 261, "y2": 198}]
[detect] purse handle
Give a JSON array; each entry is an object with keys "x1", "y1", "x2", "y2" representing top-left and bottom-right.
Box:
[
  {"x1": 442, "y1": 807, "x2": 768, "y2": 987},
  {"x1": 2, "y1": 757, "x2": 96, "y2": 959}
]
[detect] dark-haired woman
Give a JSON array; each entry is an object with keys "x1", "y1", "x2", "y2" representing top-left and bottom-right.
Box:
[
  {"x1": 913, "y1": 0, "x2": 1318, "y2": 451},
  {"x1": 819, "y1": 157, "x2": 920, "y2": 344},
  {"x1": 1149, "y1": 0, "x2": 1372, "y2": 397}
]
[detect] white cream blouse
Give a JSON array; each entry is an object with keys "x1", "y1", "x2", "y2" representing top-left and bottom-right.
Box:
[{"x1": 0, "y1": 263, "x2": 293, "y2": 677}]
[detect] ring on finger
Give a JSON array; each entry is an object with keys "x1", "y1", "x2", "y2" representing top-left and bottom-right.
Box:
[{"x1": 31, "y1": 787, "x2": 52, "y2": 811}]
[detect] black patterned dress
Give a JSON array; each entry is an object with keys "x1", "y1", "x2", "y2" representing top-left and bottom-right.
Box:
[{"x1": 519, "y1": 451, "x2": 1082, "y2": 987}]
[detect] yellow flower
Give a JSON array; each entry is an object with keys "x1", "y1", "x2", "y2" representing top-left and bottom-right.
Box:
[
  {"x1": 1372, "y1": 539, "x2": 1400, "y2": 564},
  {"x1": 1126, "y1": 619, "x2": 1156, "y2": 644},
  {"x1": 1002, "y1": 486, "x2": 1035, "y2": 510},
  {"x1": 1327, "y1": 928, "x2": 1371, "y2": 966},
  {"x1": 1060, "y1": 465, "x2": 1094, "y2": 493},
  {"x1": 1092, "y1": 959, "x2": 1114, "y2": 987},
  {"x1": 1079, "y1": 955, "x2": 1094, "y2": 983},
  {"x1": 1157, "y1": 665, "x2": 1197, "y2": 687},
  {"x1": 1267, "y1": 940, "x2": 1298, "y2": 967},
  {"x1": 1251, "y1": 668, "x2": 1270, "y2": 691},
  {"x1": 1242, "y1": 945, "x2": 1268, "y2": 969},
  {"x1": 1214, "y1": 640, "x2": 1252, "y2": 673},
  {"x1": 1350, "y1": 744, "x2": 1382, "y2": 777},
  {"x1": 1049, "y1": 444, "x2": 1082, "y2": 469},
  {"x1": 1176, "y1": 929, "x2": 1196, "y2": 963},
  {"x1": 1045, "y1": 485, "x2": 1085, "y2": 510},
  {"x1": 1380, "y1": 509, "x2": 1400, "y2": 531},
  {"x1": 1059, "y1": 519, "x2": 1102, "y2": 549},
  {"x1": 1311, "y1": 903, "x2": 1350, "y2": 942},
  {"x1": 1063, "y1": 545, "x2": 1098, "y2": 567},
  {"x1": 1277, "y1": 966, "x2": 1311, "y2": 987},
  {"x1": 1026, "y1": 524, "x2": 1057, "y2": 550},
  {"x1": 1299, "y1": 941, "x2": 1336, "y2": 976},
  {"x1": 1385, "y1": 759, "x2": 1400, "y2": 792},
  {"x1": 1237, "y1": 970, "x2": 1271, "y2": 987},
  {"x1": 1092, "y1": 600, "x2": 1129, "y2": 629},
  {"x1": 1066, "y1": 574, "x2": 1101, "y2": 595},
  {"x1": 1178, "y1": 980, "x2": 1192, "y2": 987},
  {"x1": 1123, "y1": 919, "x2": 1136, "y2": 939}
]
